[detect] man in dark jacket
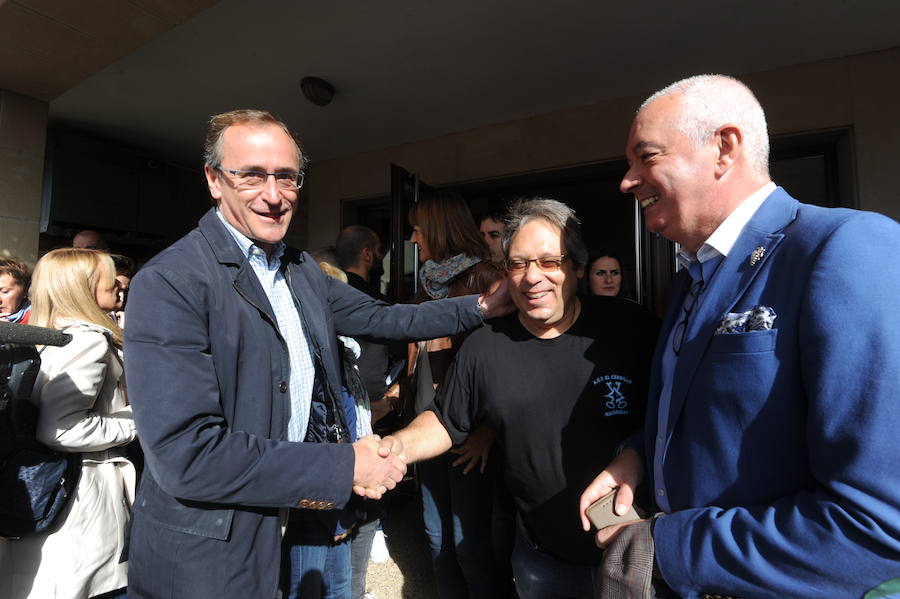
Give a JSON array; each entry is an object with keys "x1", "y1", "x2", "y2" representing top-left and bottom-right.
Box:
[
  {"x1": 335, "y1": 225, "x2": 392, "y2": 404},
  {"x1": 124, "y1": 109, "x2": 508, "y2": 599}
]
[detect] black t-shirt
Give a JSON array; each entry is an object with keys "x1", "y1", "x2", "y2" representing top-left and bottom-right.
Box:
[{"x1": 431, "y1": 295, "x2": 659, "y2": 565}]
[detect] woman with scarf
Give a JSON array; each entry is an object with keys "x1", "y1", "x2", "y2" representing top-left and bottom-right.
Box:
[
  {"x1": 406, "y1": 191, "x2": 506, "y2": 599},
  {"x1": 0, "y1": 257, "x2": 32, "y2": 324}
]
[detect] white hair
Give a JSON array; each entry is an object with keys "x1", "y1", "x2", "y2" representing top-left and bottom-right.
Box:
[{"x1": 641, "y1": 74, "x2": 770, "y2": 178}]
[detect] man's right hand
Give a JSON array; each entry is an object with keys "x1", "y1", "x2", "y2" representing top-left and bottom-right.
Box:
[
  {"x1": 352, "y1": 434, "x2": 407, "y2": 500},
  {"x1": 358, "y1": 411, "x2": 452, "y2": 499},
  {"x1": 578, "y1": 446, "x2": 644, "y2": 540}
]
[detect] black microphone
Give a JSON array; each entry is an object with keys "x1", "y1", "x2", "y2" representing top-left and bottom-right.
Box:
[{"x1": 0, "y1": 320, "x2": 72, "y2": 347}]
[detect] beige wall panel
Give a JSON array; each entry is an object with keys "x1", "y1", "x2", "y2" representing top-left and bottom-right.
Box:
[
  {"x1": 335, "y1": 153, "x2": 393, "y2": 199},
  {"x1": 521, "y1": 99, "x2": 634, "y2": 170},
  {"x1": 749, "y1": 58, "x2": 854, "y2": 134},
  {"x1": 0, "y1": 90, "x2": 46, "y2": 259},
  {"x1": 847, "y1": 49, "x2": 900, "y2": 219},
  {"x1": 299, "y1": 162, "x2": 345, "y2": 250},
  {"x1": 0, "y1": 216, "x2": 39, "y2": 263},
  {"x1": 388, "y1": 137, "x2": 460, "y2": 186},
  {"x1": 453, "y1": 121, "x2": 529, "y2": 182},
  {"x1": 0, "y1": 145, "x2": 43, "y2": 221}
]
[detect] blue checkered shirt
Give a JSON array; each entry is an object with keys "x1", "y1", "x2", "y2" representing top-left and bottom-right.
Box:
[{"x1": 216, "y1": 211, "x2": 316, "y2": 441}]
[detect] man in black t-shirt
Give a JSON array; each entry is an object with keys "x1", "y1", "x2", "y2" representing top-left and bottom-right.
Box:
[{"x1": 383, "y1": 198, "x2": 658, "y2": 599}]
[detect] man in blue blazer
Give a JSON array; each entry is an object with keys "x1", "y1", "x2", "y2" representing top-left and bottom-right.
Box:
[{"x1": 580, "y1": 75, "x2": 900, "y2": 598}]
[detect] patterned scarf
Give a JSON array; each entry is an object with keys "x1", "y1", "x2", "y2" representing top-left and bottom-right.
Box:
[
  {"x1": 3, "y1": 299, "x2": 31, "y2": 323},
  {"x1": 419, "y1": 254, "x2": 482, "y2": 299}
]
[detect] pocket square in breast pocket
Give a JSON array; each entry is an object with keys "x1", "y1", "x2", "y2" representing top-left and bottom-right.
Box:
[{"x1": 716, "y1": 305, "x2": 777, "y2": 334}]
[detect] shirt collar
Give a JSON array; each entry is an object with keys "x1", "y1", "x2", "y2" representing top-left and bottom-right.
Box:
[
  {"x1": 215, "y1": 209, "x2": 285, "y2": 266},
  {"x1": 677, "y1": 181, "x2": 776, "y2": 269}
]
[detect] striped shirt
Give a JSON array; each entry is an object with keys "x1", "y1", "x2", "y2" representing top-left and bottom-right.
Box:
[{"x1": 216, "y1": 210, "x2": 316, "y2": 441}]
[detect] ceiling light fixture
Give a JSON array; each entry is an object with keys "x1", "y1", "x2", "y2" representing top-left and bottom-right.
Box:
[{"x1": 301, "y1": 76, "x2": 335, "y2": 106}]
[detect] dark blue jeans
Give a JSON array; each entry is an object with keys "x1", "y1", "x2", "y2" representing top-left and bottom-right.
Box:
[
  {"x1": 511, "y1": 515, "x2": 593, "y2": 599},
  {"x1": 281, "y1": 516, "x2": 352, "y2": 599},
  {"x1": 419, "y1": 452, "x2": 500, "y2": 599}
]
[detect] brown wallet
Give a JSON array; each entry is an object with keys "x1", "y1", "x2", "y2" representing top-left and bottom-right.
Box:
[{"x1": 586, "y1": 489, "x2": 641, "y2": 529}]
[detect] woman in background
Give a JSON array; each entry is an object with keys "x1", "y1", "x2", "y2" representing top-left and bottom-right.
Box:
[
  {"x1": 407, "y1": 191, "x2": 506, "y2": 599},
  {"x1": 0, "y1": 249, "x2": 136, "y2": 599},
  {"x1": 0, "y1": 257, "x2": 32, "y2": 323},
  {"x1": 585, "y1": 249, "x2": 625, "y2": 298},
  {"x1": 110, "y1": 253, "x2": 136, "y2": 328}
]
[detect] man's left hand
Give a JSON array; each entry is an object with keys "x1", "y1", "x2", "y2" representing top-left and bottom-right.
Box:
[{"x1": 450, "y1": 424, "x2": 496, "y2": 474}]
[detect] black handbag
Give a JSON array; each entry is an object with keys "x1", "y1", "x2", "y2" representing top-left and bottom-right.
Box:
[{"x1": 0, "y1": 343, "x2": 80, "y2": 538}]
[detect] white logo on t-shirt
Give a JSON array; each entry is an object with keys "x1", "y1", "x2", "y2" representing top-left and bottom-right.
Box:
[{"x1": 592, "y1": 374, "x2": 631, "y2": 416}]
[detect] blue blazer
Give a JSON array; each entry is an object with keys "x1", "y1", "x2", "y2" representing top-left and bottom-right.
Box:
[{"x1": 645, "y1": 188, "x2": 900, "y2": 598}]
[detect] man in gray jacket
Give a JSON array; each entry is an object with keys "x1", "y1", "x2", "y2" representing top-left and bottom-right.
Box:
[{"x1": 124, "y1": 109, "x2": 508, "y2": 599}]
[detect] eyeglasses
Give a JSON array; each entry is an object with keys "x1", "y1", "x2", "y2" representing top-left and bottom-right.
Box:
[
  {"x1": 505, "y1": 255, "x2": 568, "y2": 273},
  {"x1": 672, "y1": 279, "x2": 704, "y2": 356},
  {"x1": 215, "y1": 166, "x2": 304, "y2": 190}
]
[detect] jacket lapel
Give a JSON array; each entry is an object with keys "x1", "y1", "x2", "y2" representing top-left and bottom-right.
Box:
[
  {"x1": 198, "y1": 208, "x2": 277, "y2": 320},
  {"x1": 663, "y1": 188, "x2": 798, "y2": 436}
]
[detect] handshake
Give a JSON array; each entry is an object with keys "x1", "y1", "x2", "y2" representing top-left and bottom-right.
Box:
[{"x1": 351, "y1": 434, "x2": 406, "y2": 500}]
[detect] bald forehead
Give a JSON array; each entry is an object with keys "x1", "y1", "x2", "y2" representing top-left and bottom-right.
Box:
[
  {"x1": 632, "y1": 93, "x2": 682, "y2": 132},
  {"x1": 626, "y1": 94, "x2": 688, "y2": 156},
  {"x1": 221, "y1": 123, "x2": 302, "y2": 168}
]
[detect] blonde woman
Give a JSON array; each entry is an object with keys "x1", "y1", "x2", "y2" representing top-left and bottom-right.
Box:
[{"x1": 0, "y1": 249, "x2": 136, "y2": 599}]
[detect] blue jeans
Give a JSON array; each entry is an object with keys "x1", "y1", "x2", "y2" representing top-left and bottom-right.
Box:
[
  {"x1": 281, "y1": 516, "x2": 352, "y2": 599},
  {"x1": 511, "y1": 515, "x2": 592, "y2": 599},
  {"x1": 349, "y1": 516, "x2": 379, "y2": 599},
  {"x1": 419, "y1": 452, "x2": 501, "y2": 599}
]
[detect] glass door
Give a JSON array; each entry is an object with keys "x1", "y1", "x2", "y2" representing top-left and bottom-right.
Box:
[{"x1": 388, "y1": 164, "x2": 437, "y2": 303}]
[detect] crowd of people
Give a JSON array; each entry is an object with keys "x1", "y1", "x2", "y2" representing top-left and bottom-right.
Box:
[
  {"x1": 2, "y1": 72, "x2": 899, "y2": 599},
  {"x1": 1, "y1": 243, "x2": 136, "y2": 599}
]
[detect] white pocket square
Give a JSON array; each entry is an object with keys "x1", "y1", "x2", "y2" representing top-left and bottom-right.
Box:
[{"x1": 716, "y1": 306, "x2": 777, "y2": 334}]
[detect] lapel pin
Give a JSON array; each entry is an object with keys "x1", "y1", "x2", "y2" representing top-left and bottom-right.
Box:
[{"x1": 749, "y1": 246, "x2": 766, "y2": 267}]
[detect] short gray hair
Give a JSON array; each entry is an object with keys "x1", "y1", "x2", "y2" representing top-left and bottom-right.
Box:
[
  {"x1": 203, "y1": 109, "x2": 307, "y2": 171},
  {"x1": 503, "y1": 198, "x2": 587, "y2": 268},
  {"x1": 641, "y1": 74, "x2": 770, "y2": 178}
]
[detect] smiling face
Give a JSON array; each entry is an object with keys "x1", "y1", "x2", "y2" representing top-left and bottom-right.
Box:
[
  {"x1": 0, "y1": 273, "x2": 26, "y2": 318},
  {"x1": 507, "y1": 219, "x2": 583, "y2": 338},
  {"x1": 205, "y1": 124, "x2": 301, "y2": 255},
  {"x1": 620, "y1": 93, "x2": 720, "y2": 252},
  {"x1": 588, "y1": 256, "x2": 622, "y2": 297},
  {"x1": 479, "y1": 217, "x2": 505, "y2": 263}
]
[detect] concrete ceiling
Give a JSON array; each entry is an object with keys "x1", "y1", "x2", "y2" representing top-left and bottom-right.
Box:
[
  {"x1": 0, "y1": 0, "x2": 219, "y2": 100},
  {"x1": 4, "y1": 0, "x2": 900, "y2": 167}
]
